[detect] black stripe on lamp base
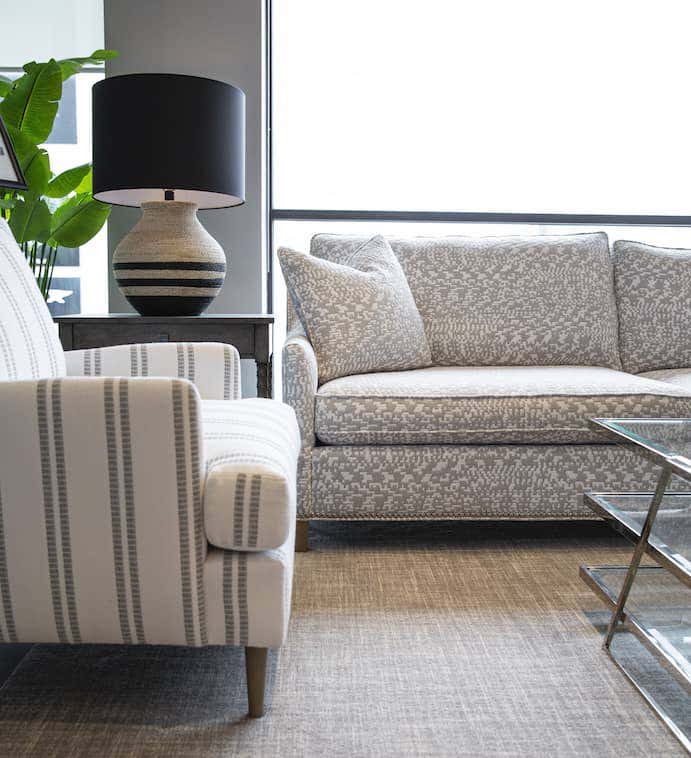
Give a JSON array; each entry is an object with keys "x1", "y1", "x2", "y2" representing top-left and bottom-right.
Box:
[{"x1": 125, "y1": 296, "x2": 216, "y2": 317}]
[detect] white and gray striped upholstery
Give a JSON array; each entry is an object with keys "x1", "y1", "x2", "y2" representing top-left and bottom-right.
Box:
[
  {"x1": 0, "y1": 218, "x2": 65, "y2": 381},
  {"x1": 0, "y1": 376, "x2": 206, "y2": 645},
  {"x1": 0, "y1": 220, "x2": 299, "y2": 650},
  {"x1": 203, "y1": 398, "x2": 300, "y2": 551},
  {"x1": 205, "y1": 526, "x2": 295, "y2": 648},
  {"x1": 66, "y1": 342, "x2": 241, "y2": 400},
  {"x1": 0, "y1": 377, "x2": 299, "y2": 646}
]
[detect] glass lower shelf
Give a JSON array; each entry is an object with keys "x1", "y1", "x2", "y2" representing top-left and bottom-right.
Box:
[
  {"x1": 581, "y1": 564, "x2": 691, "y2": 751},
  {"x1": 584, "y1": 492, "x2": 691, "y2": 586},
  {"x1": 580, "y1": 565, "x2": 691, "y2": 685}
]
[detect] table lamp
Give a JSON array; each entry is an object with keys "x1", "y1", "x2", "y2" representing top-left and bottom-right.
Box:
[{"x1": 92, "y1": 73, "x2": 245, "y2": 316}]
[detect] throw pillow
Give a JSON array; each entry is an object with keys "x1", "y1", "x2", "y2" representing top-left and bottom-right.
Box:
[{"x1": 278, "y1": 235, "x2": 432, "y2": 383}]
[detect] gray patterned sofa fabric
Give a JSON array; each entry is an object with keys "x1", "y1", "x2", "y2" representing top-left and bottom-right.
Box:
[
  {"x1": 614, "y1": 240, "x2": 691, "y2": 373},
  {"x1": 315, "y1": 366, "x2": 691, "y2": 445},
  {"x1": 279, "y1": 235, "x2": 431, "y2": 383},
  {"x1": 639, "y1": 368, "x2": 691, "y2": 392},
  {"x1": 282, "y1": 331, "x2": 318, "y2": 517},
  {"x1": 310, "y1": 232, "x2": 621, "y2": 368},
  {"x1": 309, "y1": 444, "x2": 684, "y2": 520},
  {"x1": 282, "y1": 231, "x2": 691, "y2": 521}
]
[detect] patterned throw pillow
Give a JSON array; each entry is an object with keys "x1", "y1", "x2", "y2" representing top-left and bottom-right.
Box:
[
  {"x1": 278, "y1": 235, "x2": 432, "y2": 383},
  {"x1": 614, "y1": 240, "x2": 691, "y2": 373}
]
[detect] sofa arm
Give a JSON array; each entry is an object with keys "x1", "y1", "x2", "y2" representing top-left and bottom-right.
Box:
[
  {"x1": 0, "y1": 376, "x2": 208, "y2": 646},
  {"x1": 65, "y1": 341, "x2": 241, "y2": 400},
  {"x1": 282, "y1": 333, "x2": 318, "y2": 448}
]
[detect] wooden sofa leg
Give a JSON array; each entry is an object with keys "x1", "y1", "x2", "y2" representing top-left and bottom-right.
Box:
[
  {"x1": 245, "y1": 646, "x2": 268, "y2": 718},
  {"x1": 295, "y1": 520, "x2": 309, "y2": 552}
]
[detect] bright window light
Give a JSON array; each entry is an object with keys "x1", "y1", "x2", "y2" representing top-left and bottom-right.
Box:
[{"x1": 273, "y1": 0, "x2": 691, "y2": 215}]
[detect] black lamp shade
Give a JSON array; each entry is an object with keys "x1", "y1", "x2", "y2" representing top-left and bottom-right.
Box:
[{"x1": 92, "y1": 73, "x2": 245, "y2": 209}]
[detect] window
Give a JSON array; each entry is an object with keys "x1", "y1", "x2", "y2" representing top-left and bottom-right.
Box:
[
  {"x1": 270, "y1": 0, "x2": 691, "y2": 393},
  {"x1": 2, "y1": 1, "x2": 107, "y2": 314},
  {"x1": 272, "y1": 0, "x2": 691, "y2": 217}
]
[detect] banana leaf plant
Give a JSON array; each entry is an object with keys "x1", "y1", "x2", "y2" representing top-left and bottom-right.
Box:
[{"x1": 0, "y1": 50, "x2": 118, "y2": 299}]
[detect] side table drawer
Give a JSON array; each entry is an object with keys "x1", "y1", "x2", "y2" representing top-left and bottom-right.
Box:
[
  {"x1": 72, "y1": 325, "x2": 170, "y2": 349},
  {"x1": 162, "y1": 324, "x2": 254, "y2": 354},
  {"x1": 70, "y1": 323, "x2": 254, "y2": 355}
]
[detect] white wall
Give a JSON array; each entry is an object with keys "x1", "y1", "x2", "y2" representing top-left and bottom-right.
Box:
[
  {"x1": 103, "y1": 0, "x2": 266, "y2": 394},
  {"x1": 103, "y1": 0, "x2": 265, "y2": 315}
]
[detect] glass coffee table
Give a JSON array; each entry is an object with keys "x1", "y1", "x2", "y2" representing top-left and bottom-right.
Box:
[{"x1": 580, "y1": 419, "x2": 691, "y2": 752}]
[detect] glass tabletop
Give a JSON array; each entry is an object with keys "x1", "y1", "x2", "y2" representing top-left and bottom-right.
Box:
[{"x1": 590, "y1": 418, "x2": 691, "y2": 479}]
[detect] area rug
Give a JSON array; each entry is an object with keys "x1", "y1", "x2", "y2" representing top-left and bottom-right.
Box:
[{"x1": 0, "y1": 521, "x2": 685, "y2": 757}]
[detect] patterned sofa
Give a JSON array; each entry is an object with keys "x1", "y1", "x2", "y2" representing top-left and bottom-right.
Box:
[{"x1": 282, "y1": 232, "x2": 691, "y2": 549}]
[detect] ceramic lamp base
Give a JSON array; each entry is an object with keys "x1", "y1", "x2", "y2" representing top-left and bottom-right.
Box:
[{"x1": 113, "y1": 200, "x2": 226, "y2": 316}]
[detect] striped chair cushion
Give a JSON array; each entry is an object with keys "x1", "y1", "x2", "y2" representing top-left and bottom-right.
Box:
[
  {"x1": 203, "y1": 398, "x2": 300, "y2": 551},
  {"x1": 65, "y1": 342, "x2": 241, "y2": 400},
  {"x1": 0, "y1": 218, "x2": 66, "y2": 380}
]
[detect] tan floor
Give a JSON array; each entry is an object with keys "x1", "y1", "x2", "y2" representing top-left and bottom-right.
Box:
[{"x1": 0, "y1": 520, "x2": 685, "y2": 757}]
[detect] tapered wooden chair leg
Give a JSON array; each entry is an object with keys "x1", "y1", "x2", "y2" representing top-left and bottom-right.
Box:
[
  {"x1": 295, "y1": 520, "x2": 309, "y2": 552},
  {"x1": 245, "y1": 646, "x2": 268, "y2": 717}
]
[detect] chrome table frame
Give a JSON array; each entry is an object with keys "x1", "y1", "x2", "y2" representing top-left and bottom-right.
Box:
[{"x1": 581, "y1": 418, "x2": 691, "y2": 753}]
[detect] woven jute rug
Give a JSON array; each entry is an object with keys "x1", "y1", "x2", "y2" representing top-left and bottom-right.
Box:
[{"x1": 0, "y1": 521, "x2": 685, "y2": 757}]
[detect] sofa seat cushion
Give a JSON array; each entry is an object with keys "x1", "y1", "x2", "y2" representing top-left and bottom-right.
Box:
[
  {"x1": 639, "y1": 368, "x2": 691, "y2": 392},
  {"x1": 202, "y1": 398, "x2": 300, "y2": 551},
  {"x1": 315, "y1": 366, "x2": 691, "y2": 445}
]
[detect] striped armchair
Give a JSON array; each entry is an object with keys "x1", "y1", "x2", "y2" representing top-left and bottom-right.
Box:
[{"x1": 0, "y1": 218, "x2": 299, "y2": 717}]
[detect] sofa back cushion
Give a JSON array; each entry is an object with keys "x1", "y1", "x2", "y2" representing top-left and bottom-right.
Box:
[
  {"x1": 309, "y1": 232, "x2": 621, "y2": 368},
  {"x1": 280, "y1": 235, "x2": 432, "y2": 383},
  {"x1": 0, "y1": 218, "x2": 66, "y2": 380},
  {"x1": 614, "y1": 240, "x2": 691, "y2": 373}
]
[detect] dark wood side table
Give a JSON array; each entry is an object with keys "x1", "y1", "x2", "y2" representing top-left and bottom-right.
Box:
[{"x1": 55, "y1": 314, "x2": 274, "y2": 398}]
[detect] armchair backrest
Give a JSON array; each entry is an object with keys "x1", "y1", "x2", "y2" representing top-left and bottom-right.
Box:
[{"x1": 0, "y1": 219, "x2": 66, "y2": 381}]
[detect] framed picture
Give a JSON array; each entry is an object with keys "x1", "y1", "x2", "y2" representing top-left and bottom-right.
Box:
[{"x1": 0, "y1": 116, "x2": 27, "y2": 190}]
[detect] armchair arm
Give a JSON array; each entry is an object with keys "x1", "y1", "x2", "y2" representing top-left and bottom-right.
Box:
[
  {"x1": 65, "y1": 341, "x2": 241, "y2": 400},
  {"x1": 0, "y1": 376, "x2": 207, "y2": 646},
  {"x1": 282, "y1": 332, "x2": 318, "y2": 448}
]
